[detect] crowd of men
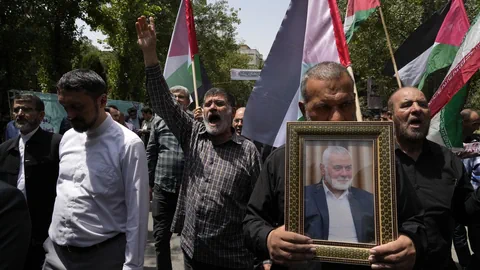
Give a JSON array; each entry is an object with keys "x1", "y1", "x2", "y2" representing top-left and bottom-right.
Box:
[{"x1": 2, "y1": 15, "x2": 480, "y2": 270}]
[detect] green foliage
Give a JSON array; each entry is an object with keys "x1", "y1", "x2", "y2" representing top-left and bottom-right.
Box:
[
  {"x1": 194, "y1": 0, "x2": 253, "y2": 106},
  {"x1": 1, "y1": 0, "x2": 84, "y2": 93},
  {"x1": 81, "y1": 0, "x2": 174, "y2": 102}
]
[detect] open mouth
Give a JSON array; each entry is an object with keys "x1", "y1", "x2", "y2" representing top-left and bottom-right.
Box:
[
  {"x1": 408, "y1": 118, "x2": 422, "y2": 128},
  {"x1": 208, "y1": 114, "x2": 221, "y2": 125}
]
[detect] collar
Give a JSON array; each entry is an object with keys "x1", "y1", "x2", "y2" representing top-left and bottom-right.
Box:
[
  {"x1": 395, "y1": 138, "x2": 431, "y2": 157},
  {"x1": 323, "y1": 181, "x2": 349, "y2": 200},
  {"x1": 230, "y1": 130, "x2": 245, "y2": 145},
  {"x1": 86, "y1": 114, "x2": 113, "y2": 137},
  {"x1": 20, "y1": 126, "x2": 40, "y2": 142},
  {"x1": 144, "y1": 117, "x2": 153, "y2": 123},
  {"x1": 6, "y1": 126, "x2": 40, "y2": 152}
]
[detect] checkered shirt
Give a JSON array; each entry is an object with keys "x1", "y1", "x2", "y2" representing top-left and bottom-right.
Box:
[
  {"x1": 146, "y1": 115, "x2": 185, "y2": 193},
  {"x1": 146, "y1": 65, "x2": 261, "y2": 268}
]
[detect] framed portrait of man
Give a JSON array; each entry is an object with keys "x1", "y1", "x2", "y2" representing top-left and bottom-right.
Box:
[{"x1": 285, "y1": 121, "x2": 397, "y2": 266}]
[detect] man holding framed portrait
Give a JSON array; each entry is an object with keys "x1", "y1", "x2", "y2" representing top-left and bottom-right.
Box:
[{"x1": 243, "y1": 62, "x2": 426, "y2": 269}]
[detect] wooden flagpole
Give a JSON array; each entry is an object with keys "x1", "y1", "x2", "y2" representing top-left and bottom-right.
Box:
[
  {"x1": 191, "y1": 57, "x2": 200, "y2": 109},
  {"x1": 378, "y1": 6, "x2": 402, "y2": 89},
  {"x1": 347, "y1": 66, "x2": 363, "y2": 121}
]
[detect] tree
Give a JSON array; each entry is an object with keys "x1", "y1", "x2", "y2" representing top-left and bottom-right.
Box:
[
  {"x1": 194, "y1": 0, "x2": 253, "y2": 106},
  {"x1": 82, "y1": 0, "x2": 179, "y2": 101},
  {"x1": 0, "y1": 0, "x2": 90, "y2": 125}
]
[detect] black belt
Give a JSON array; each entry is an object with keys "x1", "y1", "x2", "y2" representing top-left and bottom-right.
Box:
[{"x1": 55, "y1": 233, "x2": 125, "y2": 253}]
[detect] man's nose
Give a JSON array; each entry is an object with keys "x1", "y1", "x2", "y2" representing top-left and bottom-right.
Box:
[{"x1": 328, "y1": 108, "x2": 345, "y2": 121}]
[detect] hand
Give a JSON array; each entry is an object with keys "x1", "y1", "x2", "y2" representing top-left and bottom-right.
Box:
[
  {"x1": 369, "y1": 234, "x2": 416, "y2": 269},
  {"x1": 266, "y1": 225, "x2": 316, "y2": 266},
  {"x1": 456, "y1": 151, "x2": 480, "y2": 159},
  {"x1": 194, "y1": 108, "x2": 203, "y2": 122},
  {"x1": 136, "y1": 16, "x2": 158, "y2": 66}
]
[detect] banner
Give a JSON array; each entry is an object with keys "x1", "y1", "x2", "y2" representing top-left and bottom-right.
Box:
[{"x1": 230, "y1": 69, "x2": 262, "y2": 80}]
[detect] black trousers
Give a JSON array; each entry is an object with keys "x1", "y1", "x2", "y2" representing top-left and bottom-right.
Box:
[
  {"x1": 24, "y1": 240, "x2": 46, "y2": 270},
  {"x1": 453, "y1": 223, "x2": 471, "y2": 267},
  {"x1": 183, "y1": 250, "x2": 250, "y2": 270},
  {"x1": 152, "y1": 186, "x2": 178, "y2": 270}
]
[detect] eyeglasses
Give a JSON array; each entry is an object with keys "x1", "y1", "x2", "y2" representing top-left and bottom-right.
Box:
[{"x1": 13, "y1": 107, "x2": 36, "y2": 114}]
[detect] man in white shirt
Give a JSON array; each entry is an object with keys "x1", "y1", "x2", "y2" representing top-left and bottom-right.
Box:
[
  {"x1": 43, "y1": 69, "x2": 149, "y2": 270},
  {"x1": 304, "y1": 146, "x2": 375, "y2": 243}
]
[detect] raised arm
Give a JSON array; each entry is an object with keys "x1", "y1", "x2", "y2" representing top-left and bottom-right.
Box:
[{"x1": 136, "y1": 16, "x2": 194, "y2": 149}]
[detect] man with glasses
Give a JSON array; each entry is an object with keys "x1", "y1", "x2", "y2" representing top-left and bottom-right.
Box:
[{"x1": 0, "y1": 94, "x2": 62, "y2": 269}]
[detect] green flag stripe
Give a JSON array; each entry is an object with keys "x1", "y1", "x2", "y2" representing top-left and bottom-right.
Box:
[
  {"x1": 166, "y1": 61, "x2": 203, "y2": 94},
  {"x1": 418, "y1": 43, "x2": 459, "y2": 90},
  {"x1": 345, "y1": 8, "x2": 377, "y2": 43},
  {"x1": 439, "y1": 86, "x2": 468, "y2": 148}
]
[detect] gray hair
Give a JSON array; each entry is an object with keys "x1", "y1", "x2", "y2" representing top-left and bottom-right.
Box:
[
  {"x1": 169, "y1": 85, "x2": 190, "y2": 98},
  {"x1": 203, "y1": 88, "x2": 235, "y2": 108},
  {"x1": 322, "y1": 146, "x2": 352, "y2": 167},
  {"x1": 300, "y1": 62, "x2": 353, "y2": 102}
]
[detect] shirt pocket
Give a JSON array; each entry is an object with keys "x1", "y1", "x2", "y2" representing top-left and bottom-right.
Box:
[{"x1": 77, "y1": 162, "x2": 117, "y2": 196}]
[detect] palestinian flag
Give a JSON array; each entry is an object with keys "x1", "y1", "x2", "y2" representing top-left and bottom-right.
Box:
[
  {"x1": 243, "y1": 0, "x2": 351, "y2": 147},
  {"x1": 383, "y1": 1, "x2": 451, "y2": 88},
  {"x1": 164, "y1": 0, "x2": 210, "y2": 105},
  {"x1": 416, "y1": 0, "x2": 469, "y2": 92},
  {"x1": 384, "y1": 0, "x2": 469, "y2": 99},
  {"x1": 344, "y1": 0, "x2": 380, "y2": 43},
  {"x1": 428, "y1": 14, "x2": 480, "y2": 148}
]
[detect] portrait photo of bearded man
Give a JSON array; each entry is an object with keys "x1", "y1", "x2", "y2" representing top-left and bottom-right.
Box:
[{"x1": 304, "y1": 145, "x2": 374, "y2": 244}]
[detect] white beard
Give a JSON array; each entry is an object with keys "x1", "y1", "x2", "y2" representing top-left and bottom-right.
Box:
[
  {"x1": 204, "y1": 114, "x2": 230, "y2": 135},
  {"x1": 325, "y1": 171, "x2": 353, "y2": 191}
]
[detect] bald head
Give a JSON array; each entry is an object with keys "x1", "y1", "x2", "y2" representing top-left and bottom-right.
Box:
[
  {"x1": 388, "y1": 87, "x2": 431, "y2": 143},
  {"x1": 388, "y1": 87, "x2": 427, "y2": 113},
  {"x1": 233, "y1": 107, "x2": 245, "y2": 135},
  {"x1": 461, "y1": 109, "x2": 480, "y2": 137}
]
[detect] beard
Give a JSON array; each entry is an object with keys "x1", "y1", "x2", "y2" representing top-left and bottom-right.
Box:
[
  {"x1": 15, "y1": 118, "x2": 41, "y2": 134},
  {"x1": 394, "y1": 118, "x2": 430, "y2": 143},
  {"x1": 70, "y1": 106, "x2": 99, "y2": 132},
  {"x1": 324, "y1": 171, "x2": 353, "y2": 191},
  {"x1": 203, "y1": 109, "x2": 232, "y2": 136}
]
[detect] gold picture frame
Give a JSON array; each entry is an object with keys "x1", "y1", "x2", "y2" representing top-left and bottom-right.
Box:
[{"x1": 285, "y1": 121, "x2": 397, "y2": 266}]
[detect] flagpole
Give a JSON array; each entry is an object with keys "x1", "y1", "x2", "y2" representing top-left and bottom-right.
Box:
[
  {"x1": 378, "y1": 6, "x2": 402, "y2": 89},
  {"x1": 347, "y1": 66, "x2": 363, "y2": 121},
  {"x1": 191, "y1": 58, "x2": 200, "y2": 108}
]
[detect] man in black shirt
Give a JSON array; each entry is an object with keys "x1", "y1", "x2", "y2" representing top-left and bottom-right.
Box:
[
  {"x1": 243, "y1": 62, "x2": 426, "y2": 270},
  {"x1": 388, "y1": 87, "x2": 479, "y2": 270}
]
